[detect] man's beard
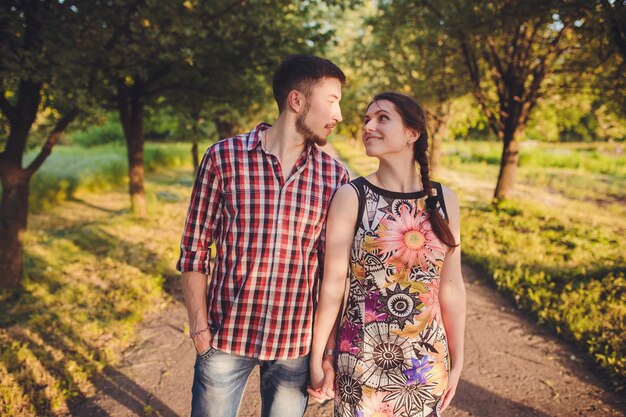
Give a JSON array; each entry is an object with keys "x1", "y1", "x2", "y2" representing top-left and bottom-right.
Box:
[{"x1": 295, "y1": 105, "x2": 326, "y2": 146}]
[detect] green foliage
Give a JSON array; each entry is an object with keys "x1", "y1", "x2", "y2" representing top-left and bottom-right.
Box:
[
  {"x1": 526, "y1": 94, "x2": 626, "y2": 143},
  {"x1": 67, "y1": 119, "x2": 124, "y2": 147},
  {"x1": 333, "y1": 136, "x2": 626, "y2": 389},
  {"x1": 0, "y1": 0, "x2": 112, "y2": 147}
]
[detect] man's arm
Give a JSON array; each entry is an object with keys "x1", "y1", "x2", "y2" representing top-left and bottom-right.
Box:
[
  {"x1": 177, "y1": 148, "x2": 222, "y2": 353},
  {"x1": 182, "y1": 271, "x2": 211, "y2": 353}
]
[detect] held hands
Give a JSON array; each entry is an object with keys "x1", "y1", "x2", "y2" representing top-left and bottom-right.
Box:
[{"x1": 307, "y1": 355, "x2": 336, "y2": 404}]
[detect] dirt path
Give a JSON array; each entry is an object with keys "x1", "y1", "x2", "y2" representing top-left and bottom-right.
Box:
[
  {"x1": 72, "y1": 264, "x2": 625, "y2": 417},
  {"x1": 73, "y1": 145, "x2": 625, "y2": 417}
]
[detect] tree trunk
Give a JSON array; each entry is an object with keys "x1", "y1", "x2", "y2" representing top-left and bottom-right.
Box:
[
  {"x1": 0, "y1": 81, "x2": 41, "y2": 288},
  {"x1": 429, "y1": 136, "x2": 441, "y2": 177},
  {"x1": 427, "y1": 106, "x2": 451, "y2": 178},
  {"x1": 215, "y1": 119, "x2": 236, "y2": 140},
  {"x1": 0, "y1": 163, "x2": 30, "y2": 288},
  {"x1": 192, "y1": 142, "x2": 199, "y2": 175},
  {"x1": 191, "y1": 114, "x2": 200, "y2": 175},
  {"x1": 126, "y1": 132, "x2": 147, "y2": 216},
  {"x1": 118, "y1": 84, "x2": 147, "y2": 216},
  {"x1": 493, "y1": 125, "x2": 524, "y2": 201},
  {"x1": 0, "y1": 89, "x2": 76, "y2": 288}
]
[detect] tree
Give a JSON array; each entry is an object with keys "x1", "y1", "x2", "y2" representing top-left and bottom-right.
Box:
[
  {"x1": 0, "y1": 0, "x2": 106, "y2": 288},
  {"x1": 86, "y1": 0, "x2": 197, "y2": 216},
  {"x1": 575, "y1": 0, "x2": 625, "y2": 119},
  {"x1": 368, "y1": 0, "x2": 592, "y2": 198},
  {"x1": 96, "y1": 0, "x2": 349, "y2": 215},
  {"x1": 415, "y1": 0, "x2": 590, "y2": 199},
  {"x1": 358, "y1": 2, "x2": 471, "y2": 175}
]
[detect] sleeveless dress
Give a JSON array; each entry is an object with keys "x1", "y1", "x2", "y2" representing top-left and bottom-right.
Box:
[{"x1": 334, "y1": 177, "x2": 450, "y2": 417}]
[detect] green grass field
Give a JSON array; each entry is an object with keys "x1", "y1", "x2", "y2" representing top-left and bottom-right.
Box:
[{"x1": 0, "y1": 139, "x2": 624, "y2": 415}]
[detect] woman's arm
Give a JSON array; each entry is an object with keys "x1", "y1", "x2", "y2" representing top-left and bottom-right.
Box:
[
  {"x1": 309, "y1": 184, "x2": 358, "y2": 390},
  {"x1": 438, "y1": 186, "x2": 466, "y2": 412}
]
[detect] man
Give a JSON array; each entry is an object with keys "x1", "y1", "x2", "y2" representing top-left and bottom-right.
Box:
[{"x1": 176, "y1": 54, "x2": 349, "y2": 417}]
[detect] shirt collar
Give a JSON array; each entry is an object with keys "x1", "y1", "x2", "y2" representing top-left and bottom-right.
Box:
[{"x1": 246, "y1": 123, "x2": 272, "y2": 151}]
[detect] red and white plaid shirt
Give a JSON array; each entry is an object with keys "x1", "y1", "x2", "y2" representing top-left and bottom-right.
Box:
[{"x1": 177, "y1": 123, "x2": 349, "y2": 360}]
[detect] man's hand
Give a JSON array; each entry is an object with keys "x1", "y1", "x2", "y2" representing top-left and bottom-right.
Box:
[
  {"x1": 192, "y1": 329, "x2": 212, "y2": 354},
  {"x1": 307, "y1": 355, "x2": 335, "y2": 403}
]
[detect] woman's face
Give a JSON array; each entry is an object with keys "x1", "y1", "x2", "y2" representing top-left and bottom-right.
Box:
[{"x1": 362, "y1": 99, "x2": 415, "y2": 158}]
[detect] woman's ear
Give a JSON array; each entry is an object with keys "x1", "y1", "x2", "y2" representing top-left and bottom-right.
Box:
[{"x1": 406, "y1": 129, "x2": 421, "y2": 145}]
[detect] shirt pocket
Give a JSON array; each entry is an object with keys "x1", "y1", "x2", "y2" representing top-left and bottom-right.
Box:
[{"x1": 292, "y1": 195, "x2": 328, "y2": 240}]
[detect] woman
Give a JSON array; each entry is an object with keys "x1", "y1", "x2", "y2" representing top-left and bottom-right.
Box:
[{"x1": 309, "y1": 92, "x2": 466, "y2": 417}]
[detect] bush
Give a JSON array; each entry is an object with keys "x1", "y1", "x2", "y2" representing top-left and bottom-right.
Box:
[{"x1": 69, "y1": 120, "x2": 124, "y2": 147}]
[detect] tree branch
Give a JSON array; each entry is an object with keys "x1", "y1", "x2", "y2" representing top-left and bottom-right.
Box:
[
  {"x1": 201, "y1": 0, "x2": 246, "y2": 23},
  {"x1": 602, "y1": 0, "x2": 626, "y2": 59},
  {"x1": 484, "y1": 35, "x2": 509, "y2": 109},
  {"x1": 485, "y1": 35, "x2": 506, "y2": 81},
  {"x1": 0, "y1": 92, "x2": 16, "y2": 122},
  {"x1": 25, "y1": 107, "x2": 80, "y2": 177},
  {"x1": 460, "y1": 38, "x2": 501, "y2": 136}
]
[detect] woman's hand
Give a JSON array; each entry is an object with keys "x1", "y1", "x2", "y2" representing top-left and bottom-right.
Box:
[
  {"x1": 309, "y1": 362, "x2": 325, "y2": 391},
  {"x1": 440, "y1": 366, "x2": 462, "y2": 412},
  {"x1": 307, "y1": 356, "x2": 335, "y2": 403},
  {"x1": 319, "y1": 356, "x2": 336, "y2": 399}
]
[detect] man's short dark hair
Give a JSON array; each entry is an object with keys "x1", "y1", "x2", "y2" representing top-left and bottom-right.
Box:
[{"x1": 272, "y1": 54, "x2": 346, "y2": 113}]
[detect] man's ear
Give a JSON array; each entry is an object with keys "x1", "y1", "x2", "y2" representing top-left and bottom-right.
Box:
[{"x1": 287, "y1": 90, "x2": 305, "y2": 113}]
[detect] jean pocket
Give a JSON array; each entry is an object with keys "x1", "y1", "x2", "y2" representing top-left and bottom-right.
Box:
[{"x1": 196, "y1": 346, "x2": 216, "y2": 360}]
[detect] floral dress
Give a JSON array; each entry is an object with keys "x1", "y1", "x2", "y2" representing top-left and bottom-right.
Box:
[{"x1": 334, "y1": 177, "x2": 450, "y2": 417}]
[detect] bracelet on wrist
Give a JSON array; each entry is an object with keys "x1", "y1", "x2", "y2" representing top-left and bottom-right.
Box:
[
  {"x1": 324, "y1": 348, "x2": 336, "y2": 357},
  {"x1": 190, "y1": 327, "x2": 210, "y2": 339}
]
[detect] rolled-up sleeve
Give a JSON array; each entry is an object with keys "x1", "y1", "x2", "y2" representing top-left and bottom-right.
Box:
[{"x1": 176, "y1": 148, "x2": 222, "y2": 274}]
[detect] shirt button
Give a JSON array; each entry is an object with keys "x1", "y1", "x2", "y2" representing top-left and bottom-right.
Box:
[{"x1": 277, "y1": 220, "x2": 283, "y2": 225}]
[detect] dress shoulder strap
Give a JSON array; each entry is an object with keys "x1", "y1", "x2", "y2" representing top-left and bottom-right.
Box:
[
  {"x1": 348, "y1": 177, "x2": 367, "y2": 235},
  {"x1": 430, "y1": 181, "x2": 449, "y2": 222}
]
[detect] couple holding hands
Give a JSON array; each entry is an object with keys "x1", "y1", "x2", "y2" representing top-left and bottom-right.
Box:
[{"x1": 177, "y1": 54, "x2": 466, "y2": 417}]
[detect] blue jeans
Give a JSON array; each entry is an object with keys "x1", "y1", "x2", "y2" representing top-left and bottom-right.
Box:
[{"x1": 190, "y1": 347, "x2": 309, "y2": 417}]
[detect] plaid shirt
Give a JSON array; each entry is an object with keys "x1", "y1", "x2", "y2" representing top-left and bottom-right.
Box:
[{"x1": 177, "y1": 123, "x2": 349, "y2": 360}]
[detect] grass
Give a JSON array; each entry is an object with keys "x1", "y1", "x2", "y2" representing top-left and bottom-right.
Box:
[
  {"x1": 332, "y1": 138, "x2": 626, "y2": 390},
  {"x1": 441, "y1": 140, "x2": 626, "y2": 176},
  {"x1": 23, "y1": 142, "x2": 199, "y2": 211},
  {"x1": 0, "y1": 142, "x2": 201, "y2": 416}
]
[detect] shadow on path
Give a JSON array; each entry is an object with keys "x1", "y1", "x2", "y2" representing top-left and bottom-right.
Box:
[
  {"x1": 73, "y1": 366, "x2": 180, "y2": 417},
  {"x1": 454, "y1": 379, "x2": 551, "y2": 417}
]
